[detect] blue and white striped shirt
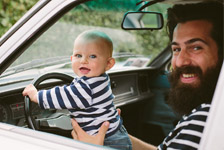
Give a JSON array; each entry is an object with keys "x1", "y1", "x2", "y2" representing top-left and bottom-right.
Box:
[
  {"x1": 158, "y1": 103, "x2": 210, "y2": 150},
  {"x1": 37, "y1": 73, "x2": 121, "y2": 136}
]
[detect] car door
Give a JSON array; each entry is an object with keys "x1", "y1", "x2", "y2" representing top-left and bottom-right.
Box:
[
  {"x1": 0, "y1": 0, "x2": 178, "y2": 146},
  {"x1": 199, "y1": 63, "x2": 224, "y2": 150}
]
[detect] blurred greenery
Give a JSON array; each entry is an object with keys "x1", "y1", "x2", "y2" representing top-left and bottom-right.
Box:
[
  {"x1": 0, "y1": 0, "x2": 39, "y2": 37},
  {"x1": 0, "y1": 0, "x2": 140, "y2": 37},
  {"x1": 62, "y1": 1, "x2": 170, "y2": 60},
  {"x1": 1, "y1": 0, "x2": 170, "y2": 67}
]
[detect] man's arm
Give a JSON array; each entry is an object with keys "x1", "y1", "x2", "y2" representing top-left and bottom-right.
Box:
[
  {"x1": 71, "y1": 119, "x2": 157, "y2": 150},
  {"x1": 129, "y1": 134, "x2": 157, "y2": 150}
]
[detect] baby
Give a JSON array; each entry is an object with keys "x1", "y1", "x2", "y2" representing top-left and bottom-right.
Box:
[{"x1": 23, "y1": 29, "x2": 132, "y2": 150}]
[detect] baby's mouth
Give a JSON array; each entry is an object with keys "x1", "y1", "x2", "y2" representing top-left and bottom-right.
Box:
[{"x1": 79, "y1": 67, "x2": 90, "y2": 74}]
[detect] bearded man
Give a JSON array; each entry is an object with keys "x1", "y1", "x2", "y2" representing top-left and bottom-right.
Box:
[{"x1": 158, "y1": 2, "x2": 223, "y2": 149}]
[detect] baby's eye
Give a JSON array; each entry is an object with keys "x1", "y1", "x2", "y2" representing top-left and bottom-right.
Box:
[
  {"x1": 75, "y1": 54, "x2": 82, "y2": 58},
  {"x1": 89, "y1": 55, "x2": 96, "y2": 58}
]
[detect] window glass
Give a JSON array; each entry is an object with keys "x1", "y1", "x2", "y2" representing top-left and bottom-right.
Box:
[{"x1": 4, "y1": 0, "x2": 170, "y2": 76}]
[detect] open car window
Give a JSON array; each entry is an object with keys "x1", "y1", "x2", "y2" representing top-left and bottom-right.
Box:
[{"x1": 2, "y1": 0, "x2": 170, "y2": 77}]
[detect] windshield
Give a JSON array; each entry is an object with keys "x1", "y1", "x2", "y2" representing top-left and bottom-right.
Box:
[{"x1": 2, "y1": 0, "x2": 170, "y2": 77}]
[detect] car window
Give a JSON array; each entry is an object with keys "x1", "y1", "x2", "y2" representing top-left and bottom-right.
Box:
[{"x1": 2, "y1": 0, "x2": 170, "y2": 76}]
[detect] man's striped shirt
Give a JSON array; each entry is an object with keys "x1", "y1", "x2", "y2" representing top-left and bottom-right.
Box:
[
  {"x1": 37, "y1": 73, "x2": 121, "y2": 136},
  {"x1": 158, "y1": 103, "x2": 210, "y2": 150}
]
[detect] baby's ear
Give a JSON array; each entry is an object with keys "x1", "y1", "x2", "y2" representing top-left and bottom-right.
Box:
[
  {"x1": 106, "y1": 58, "x2": 115, "y2": 71},
  {"x1": 70, "y1": 56, "x2": 72, "y2": 61}
]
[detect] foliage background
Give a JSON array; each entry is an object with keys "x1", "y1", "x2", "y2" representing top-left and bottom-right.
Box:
[
  {"x1": 0, "y1": 0, "x2": 38, "y2": 37},
  {"x1": 63, "y1": 0, "x2": 170, "y2": 60},
  {"x1": 1, "y1": 0, "x2": 170, "y2": 66}
]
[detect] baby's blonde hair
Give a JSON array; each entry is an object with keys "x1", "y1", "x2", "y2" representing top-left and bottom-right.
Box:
[{"x1": 74, "y1": 29, "x2": 113, "y2": 57}]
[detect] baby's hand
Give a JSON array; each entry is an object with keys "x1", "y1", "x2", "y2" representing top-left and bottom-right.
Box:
[{"x1": 22, "y1": 84, "x2": 38, "y2": 103}]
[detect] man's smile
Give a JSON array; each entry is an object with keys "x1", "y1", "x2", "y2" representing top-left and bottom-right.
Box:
[
  {"x1": 180, "y1": 73, "x2": 198, "y2": 83},
  {"x1": 182, "y1": 73, "x2": 196, "y2": 78}
]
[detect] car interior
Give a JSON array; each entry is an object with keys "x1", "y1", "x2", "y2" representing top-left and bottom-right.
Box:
[{"x1": 0, "y1": 0, "x2": 222, "y2": 147}]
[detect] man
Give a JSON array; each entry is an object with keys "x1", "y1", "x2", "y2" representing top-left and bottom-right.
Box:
[{"x1": 71, "y1": 1, "x2": 223, "y2": 150}]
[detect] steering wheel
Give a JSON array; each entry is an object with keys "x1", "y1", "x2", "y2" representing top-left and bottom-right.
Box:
[{"x1": 24, "y1": 72, "x2": 73, "y2": 132}]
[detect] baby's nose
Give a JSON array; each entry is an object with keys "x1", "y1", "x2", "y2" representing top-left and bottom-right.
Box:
[{"x1": 80, "y1": 57, "x2": 88, "y2": 64}]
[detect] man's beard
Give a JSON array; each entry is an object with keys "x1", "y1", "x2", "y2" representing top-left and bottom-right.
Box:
[{"x1": 167, "y1": 63, "x2": 221, "y2": 116}]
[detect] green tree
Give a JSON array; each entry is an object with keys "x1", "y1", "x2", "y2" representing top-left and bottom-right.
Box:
[{"x1": 0, "y1": 0, "x2": 38, "y2": 37}]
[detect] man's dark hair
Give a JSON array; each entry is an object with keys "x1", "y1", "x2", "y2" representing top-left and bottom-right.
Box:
[{"x1": 167, "y1": 1, "x2": 223, "y2": 62}]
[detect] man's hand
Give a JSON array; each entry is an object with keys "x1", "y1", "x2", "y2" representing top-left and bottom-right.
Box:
[
  {"x1": 71, "y1": 108, "x2": 120, "y2": 145},
  {"x1": 117, "y1": 108, "x2": 121, "y2": 116},
  {"x1": 71, "y1": 119, "x2": 109, "y2": 145},
  {"x1": 22, "y1": 84, "x2": 38, "y2": 103}
]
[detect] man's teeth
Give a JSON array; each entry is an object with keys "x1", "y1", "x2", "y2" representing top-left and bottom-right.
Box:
[{"x1": 183, "y1": 74, "x2": 195, "y2": 78}]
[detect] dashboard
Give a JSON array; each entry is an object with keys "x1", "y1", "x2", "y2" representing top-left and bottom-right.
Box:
[
  {"x1": 0, "y1": 69, "x2": 153, "y2": 127},
  {"x1": 0, "y1": 95, "x2": 26, "y2": 126}
]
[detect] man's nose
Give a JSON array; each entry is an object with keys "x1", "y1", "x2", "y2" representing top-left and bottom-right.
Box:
[{"x1": 176, "y1": 49, "x2": 191, "y2": 67}]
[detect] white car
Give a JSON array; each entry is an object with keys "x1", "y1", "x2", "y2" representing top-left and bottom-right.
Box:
[{"x1": 0, "y1": 0, "x2": 223, "y2": 149}]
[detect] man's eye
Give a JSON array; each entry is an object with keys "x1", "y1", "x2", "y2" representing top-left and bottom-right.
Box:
[
  {"x1": 75, "y1": 54, "x2": 82, "y2": 58},
  {"x1": 89, "y1": 55, "x2": 96, "y2": 58},
  {"x1": 172, "y1": 48, "x2": 181, "y2": 53},
  {"x1": 193, "y1": 46, "x2": 202, "y2": 51}
]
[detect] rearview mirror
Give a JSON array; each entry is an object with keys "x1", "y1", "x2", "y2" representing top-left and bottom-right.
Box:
[{"x1": 121, "y1": 11, "x2": 164, "y2": 30}]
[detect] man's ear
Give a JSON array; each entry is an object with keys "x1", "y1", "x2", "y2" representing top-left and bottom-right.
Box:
[{"x1": 106, "y1": 57, "x2": 115, "y2": 71}]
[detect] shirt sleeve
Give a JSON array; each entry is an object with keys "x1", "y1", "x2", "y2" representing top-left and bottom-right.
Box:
[
  {"x1": 157, "y1": 104, "x2": 210, "y2": 150},
  {"x1": 37, "y1": 79, "x2": 93, "y2": 110}
]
